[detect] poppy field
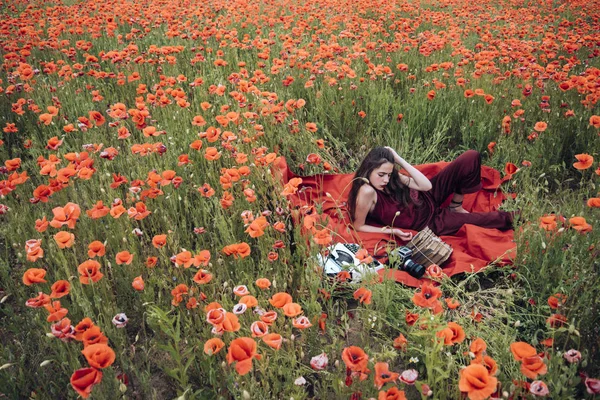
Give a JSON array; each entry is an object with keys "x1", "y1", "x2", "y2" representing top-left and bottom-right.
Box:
[{"x1": 1, "y1": 0, "x2": 600, "y2": 398}]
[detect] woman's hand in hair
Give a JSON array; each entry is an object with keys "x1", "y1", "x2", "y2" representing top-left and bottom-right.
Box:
[
  {"x1": 384, "y1": 146, "x2": 400, "y2": 162},
  {"x1": 384, "y1": 147, "x2": 432, "y2": 192}
]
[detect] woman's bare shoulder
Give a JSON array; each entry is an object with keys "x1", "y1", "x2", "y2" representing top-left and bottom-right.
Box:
[
  {"x1": 357, "y1": 184, "x2": 377, "y2": 202},
  {"x1": 354, "y1": 184, "x2": 378, "y2": 217}
]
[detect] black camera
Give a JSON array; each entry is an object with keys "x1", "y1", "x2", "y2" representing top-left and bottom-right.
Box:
[{"x1": 392, "y1": 246, "x2": 425, "y2": 279}]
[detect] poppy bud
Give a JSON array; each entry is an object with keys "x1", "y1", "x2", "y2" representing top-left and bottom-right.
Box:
[{"x1": 242, "y1": 391, "x2": 251, "y2": 399}]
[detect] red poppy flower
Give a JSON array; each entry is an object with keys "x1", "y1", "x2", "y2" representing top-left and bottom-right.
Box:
[
  {"x1": 374, "y1": 362, "x2": 399, "y2": 389},
  {"x1": 573, "y1": 154, "x2": 593, "y2": 170},
  {"x1": 458, "y1": 364, "x2": 497, "y2": 400},
  {"x1": 262, "y1": 333, "x2": 282, "y2": 350},
  {"x1": 341, "y1": 346, "x2": 369, "y2": 373},
  {"x1": 226, "y1": 337, "x2": 261, "y2": 375},
  {"x1": 70, "y1": 367, "x2": 103, "y2": 399},
  {"x1": 510, "y1": 342, "x2": 536, "y2": 361},
  {"x1": 81, "y1": 343, "x2": 116, "y2": 369},
  {"x1": 204, "y1": 338, "x2": 225, "y2": 355},
  {"x1": 411, "y1": 282, "x2": 443, "y2": 314},
  {"x1": 22, "y1": 268, "x2": 47, "y2": 286}
]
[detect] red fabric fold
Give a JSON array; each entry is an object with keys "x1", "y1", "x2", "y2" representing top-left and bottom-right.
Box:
[{"x1": 274, "y1": 156, "x2": 517, "y2": 287}]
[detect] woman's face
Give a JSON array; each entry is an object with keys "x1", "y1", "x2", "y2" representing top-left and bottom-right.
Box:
[{"x1": 368, "y1": 162, "x2": 394, "y2": 190}]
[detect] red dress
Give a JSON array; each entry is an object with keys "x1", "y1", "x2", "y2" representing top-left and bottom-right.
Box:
[{"x1": 365, "y1": 150, "x2": 513, "y2": 236}]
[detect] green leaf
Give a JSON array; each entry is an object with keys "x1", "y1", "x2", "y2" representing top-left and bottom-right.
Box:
[
  {"x1": 157, "y1": 343, "x2": 179, "y2": 360},
  {"x1": 165, "y1": 367, "x2": 181, "y2": 382},
  {"x1": 184, "y1": 354, "x2": 196, "y2": 372}
]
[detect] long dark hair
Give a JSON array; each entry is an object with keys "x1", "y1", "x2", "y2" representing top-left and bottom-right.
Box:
[{"x1": 347, "y1": 147, "x2": 412, "y2": 221}]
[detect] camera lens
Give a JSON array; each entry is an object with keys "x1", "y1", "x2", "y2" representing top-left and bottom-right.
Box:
[{"x1": 403, "y1": 259, "x2": 426, "y2": 279}]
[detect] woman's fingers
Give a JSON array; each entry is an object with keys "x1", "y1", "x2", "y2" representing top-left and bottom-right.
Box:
[{"x1": 395, "y1": 229, "x2": 413, "y2": 241}]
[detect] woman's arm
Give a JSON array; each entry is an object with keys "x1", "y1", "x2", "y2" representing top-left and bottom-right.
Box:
[
  {"x1": 352, "y1": 185, "x2": 414, "y2": 241},
  {"x1": 385, "y1": 147, "x2": 432, "y2": 191}
]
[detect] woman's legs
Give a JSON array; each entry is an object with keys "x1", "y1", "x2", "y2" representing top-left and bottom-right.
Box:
[
  {"x1": 427, "y1": 150, "x2": 515, "y2": 235},
  {"x1": 429, "y1": 150, "x2": 483, "y2": 209},
  {"x1": 431, "y1": 208, "x2": 514, "y2": 236}
]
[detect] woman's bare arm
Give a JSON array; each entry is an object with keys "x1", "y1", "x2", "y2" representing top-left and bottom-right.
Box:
[
  {"x1": 385, "y1": 147, "x2": 432, "y2": 191},
  {"x1": 352, "y1": 185, "x2": 413, "y2": 241}
]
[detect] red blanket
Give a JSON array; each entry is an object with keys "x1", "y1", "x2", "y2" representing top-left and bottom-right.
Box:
[{"x1": 274, "y1": 157, "x2": 517, "y2": 287}]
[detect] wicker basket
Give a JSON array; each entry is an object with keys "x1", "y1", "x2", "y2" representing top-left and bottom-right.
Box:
[{"x1": 405, "y1": 227, "x2": 453, "y2": 267}]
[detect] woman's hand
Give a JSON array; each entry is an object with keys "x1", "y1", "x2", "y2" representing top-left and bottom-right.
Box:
[
  {"x1": 384, "y1": 146, "x2": 400, "y2": 161},
  {"x1": 385, "y1": 147, "x2": 433, "y2": 192},
  {"x1": 393, "y1": 228, "x2": 413, "y2": 241}
]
